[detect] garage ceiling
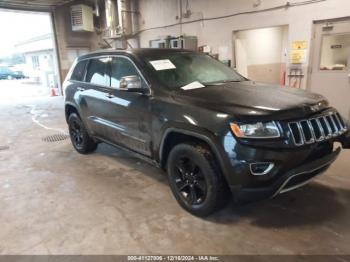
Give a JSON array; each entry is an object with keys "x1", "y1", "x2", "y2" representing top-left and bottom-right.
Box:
[{"x1": 0, "y1": 0, "x2": 74, "y2": 11}]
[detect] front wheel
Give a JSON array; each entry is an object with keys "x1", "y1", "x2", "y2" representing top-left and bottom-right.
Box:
[
  {"x1": 68, "y1": 113, "x2": 97, "y2": 154},
  {"x1": 167, "y1": 143, "x2": 230, "y2": 217}
]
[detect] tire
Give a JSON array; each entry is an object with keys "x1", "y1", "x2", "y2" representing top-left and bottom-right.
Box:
[
  {"x1": 68, "y1": 113, "x2": 97, "y2": 154},
  {"x1": 167, "y1": 142, "x2": 230, "y2": 217}
]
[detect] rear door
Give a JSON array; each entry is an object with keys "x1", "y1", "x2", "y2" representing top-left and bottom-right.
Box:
[
  {"x1": 77, "y1": 56, "x2": 112, "y2": 139},
  {"x1": 310, "y1": 20, "x2": 350, "y2": 120}
]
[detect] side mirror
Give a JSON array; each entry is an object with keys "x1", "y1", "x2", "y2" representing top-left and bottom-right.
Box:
[{"x1": 119, "y1": 75, "x2": 146, "y2": 93}]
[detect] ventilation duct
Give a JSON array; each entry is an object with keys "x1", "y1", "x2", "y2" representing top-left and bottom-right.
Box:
[
  {"x1": 105, "y1": 0, "x2": 119, "y2": 38},
  {"x1": 71, "y1": 4, "x2": 94, "y2": 32},
  {"x1": 104, "y1": 0, "x2": 138, "y2": 39}
]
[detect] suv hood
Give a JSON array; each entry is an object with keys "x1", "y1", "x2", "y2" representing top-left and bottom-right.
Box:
[{"x1": 173, "y1": 81, "x2": 329, "y2": 121}]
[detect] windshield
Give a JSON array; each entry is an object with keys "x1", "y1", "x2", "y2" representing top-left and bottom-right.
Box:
[{"x1": 143, "y1": 52, "x2": 246, "y2": 89}]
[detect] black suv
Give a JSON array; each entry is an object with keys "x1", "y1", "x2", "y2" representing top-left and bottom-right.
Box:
[{"x1": 64, "y1": 48, "x2": 350, "y2": 216}]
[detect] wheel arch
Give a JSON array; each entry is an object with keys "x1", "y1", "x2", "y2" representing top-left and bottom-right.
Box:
[
  {"x1": 159, "y1": 128, "x2": 228, "y2": 179},
  {"x1": 65, "y1": 103, "x2": 80, "y2": 123}
]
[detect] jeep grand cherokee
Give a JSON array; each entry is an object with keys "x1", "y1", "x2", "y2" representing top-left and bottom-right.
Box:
[{"x1": 64, "y1": 48, "x2": 350, "y2": 216}]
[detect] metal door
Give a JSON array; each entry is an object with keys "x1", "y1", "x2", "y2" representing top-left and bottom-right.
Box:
[{"x1": 310, "y1": 20, "x2": 350, "y2": 120}]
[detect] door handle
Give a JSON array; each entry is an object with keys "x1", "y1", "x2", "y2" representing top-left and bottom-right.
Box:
[{"x1": 77, "y1": 87, "x2": 85, "y2": 91}]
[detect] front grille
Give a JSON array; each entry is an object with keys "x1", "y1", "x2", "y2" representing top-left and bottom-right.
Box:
[{"x1": 288, "y1": 112, "x2": 347, "y2": 146}]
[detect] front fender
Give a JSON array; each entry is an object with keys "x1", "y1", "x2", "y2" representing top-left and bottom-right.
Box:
[
  {"x1": 156, "y1": 124, "x2": 234, "y2": 186},
  {"x1": 158, "y1": 123, "x2": 220, "y2": 161}
]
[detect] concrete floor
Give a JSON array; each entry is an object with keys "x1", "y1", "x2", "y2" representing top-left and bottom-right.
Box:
[{"x1": 0, "y1": 83, "x2": 350, "y2": 254}]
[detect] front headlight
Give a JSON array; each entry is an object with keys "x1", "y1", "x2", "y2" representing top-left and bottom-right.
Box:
[{"x1": 230, "y1": 121, "x2": 280, "y2": 139}]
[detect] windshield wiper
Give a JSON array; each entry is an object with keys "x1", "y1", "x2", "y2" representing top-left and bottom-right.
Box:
[{"x1": 204, "y1": 80, "x2": 242, "y2": 85}]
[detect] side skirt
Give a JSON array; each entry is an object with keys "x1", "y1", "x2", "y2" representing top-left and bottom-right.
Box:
[{"x1": 94, "y1": 136, "x2": 161, "y2": 168}]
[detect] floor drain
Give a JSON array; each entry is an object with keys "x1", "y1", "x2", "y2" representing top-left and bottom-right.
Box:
[
  {"x1": 42, "y1": 133, "x2": 70, "y2": 142},
  {"x1": 0, "y1": 146, "x2": 9, "y2": 151}
]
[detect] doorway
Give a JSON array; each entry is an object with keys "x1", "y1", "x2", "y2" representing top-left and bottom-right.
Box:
[
  {"x1": 233, "y1": 25, "x2": 289, "y2": 85},
  {"x1": 0, "y1": 9, "x2": 61, "y2": 102},
  {"x1": 309, "y1": 19, "x2": 350, "y2": 120}
]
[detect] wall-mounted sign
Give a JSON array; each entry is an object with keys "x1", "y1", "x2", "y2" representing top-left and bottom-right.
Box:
[
  {"x1": 331, "y1": 44, "x2": 342, "y2": 49},
  {"x1": 290, "y1": 49, "x2": 307, "y2": 64},
  {"x1": 292, "y1": 41, "x2": 308, "y2": 50},
  {"x1": 290, "y1": 40, "x2": 308, "y2": 64}
]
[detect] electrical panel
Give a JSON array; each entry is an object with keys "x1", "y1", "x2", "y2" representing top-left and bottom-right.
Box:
[
  {"x1": 71, "y1": 4, "x2": 94, "y2": 32},
  {"x1": 149, "y1": 36, "x2": 198, "y2": 51},
  {"x1": 149, "y1": 39, "x2": 167, "y2": 48},
  {"x1": 170, "y1": 36, "x2": 198, "y2": 51}
]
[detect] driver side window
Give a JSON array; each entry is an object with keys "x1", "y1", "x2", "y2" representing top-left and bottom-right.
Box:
[{"x1": 110, "y1": 57, "x2": 144, "y2": 88}]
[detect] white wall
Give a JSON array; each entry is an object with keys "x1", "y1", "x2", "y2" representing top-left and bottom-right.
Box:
[
  {"x1": 235, "y1": 26, "x2": 288, "y2": 65},
  {"x1": 138, "y1": 0, "x2": 350, "y2": 88},
  {"x1": 24, "y1": 50, "x2": 54, "y2": 78},
  {"x1": 234, "y1": 26, "x2": 288, "y2": 84},
  {"x1": 53, "y1": 3, "x2": 103, "y2": 81}
]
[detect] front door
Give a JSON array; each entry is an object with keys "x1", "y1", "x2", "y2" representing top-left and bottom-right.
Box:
[
  {"x1": 101, "y1": 56, "x2": 152, "y2": 157},
  {"x1": 310, "y1": 19, "x2": 350, "y2": 120}
]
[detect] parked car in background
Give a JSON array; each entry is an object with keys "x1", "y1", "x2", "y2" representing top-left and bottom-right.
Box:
[
  {"x1": 64, "y1": 48, "x2": 350, "y2": 217},
  {"x1": 0, "y1": 66, "x2": 26, "y2": 80}
]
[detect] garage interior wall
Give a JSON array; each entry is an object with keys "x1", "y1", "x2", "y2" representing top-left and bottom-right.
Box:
[
  {"x1": 53, "y1": 2, "x2": 105, "y2": 82},
  {"x1": 137, "y1": 0, "x2": 350, "y2": 89}
]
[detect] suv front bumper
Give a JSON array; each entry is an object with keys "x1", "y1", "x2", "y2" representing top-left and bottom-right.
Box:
[
  {"x1": 231, "y1": 146, "x2": 341, "y2": 202},
  {"x1": 340, "y1": 131, "x2": 350, "y2": 149}
]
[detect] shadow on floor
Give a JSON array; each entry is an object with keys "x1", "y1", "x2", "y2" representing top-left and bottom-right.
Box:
[
  {"x1": 95, "y1": 143, "x2": 349, "y2": 228},
  {"x1": 95, "y1": 143, "x2": 167, "y2": 183},
  {"x1": 208, "y1": 182, "x2": 349, "y2": 228}
]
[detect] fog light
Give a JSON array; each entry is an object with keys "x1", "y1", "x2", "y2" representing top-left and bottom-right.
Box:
[{"x1": 250, "y1": 162, "x2": 274, "y2": 176}]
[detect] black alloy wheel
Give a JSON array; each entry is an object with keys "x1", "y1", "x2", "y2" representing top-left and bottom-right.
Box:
[
  {"x1": 167, "y1": 143, "x2": 230, "y2": 217},
  {"x1": 173, "y1": 156, "x2": 208, "y2": 206},
  {"x1": 70, "y1": 118, "x2": 84, "y2": 147},
  {"x1": 68, "y1": 113, "x2": 97, "y2": 154}
]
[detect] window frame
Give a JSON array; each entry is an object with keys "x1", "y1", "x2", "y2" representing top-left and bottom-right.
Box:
[
  {"x1": 70, "y1": 59, "x2": 88, "y2": 82},
  {"x1": 109, "y1": 55, "x2": 148, "y2": 90},
  {"x1": 84, "y1": 56, "x2": 111, "y2": 87},
  {"x1": 70, "y1": 54, "x2": 151, "y2": 95},
  {"x1": 32, "y1": 55, "x2": 40, "y2": 70},
  {"x1": 318, "y1": 32, "x2": 350, "y2": 73}
]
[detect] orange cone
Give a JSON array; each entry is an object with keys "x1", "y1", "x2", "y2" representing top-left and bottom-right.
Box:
[{"x1": 50, "y1": 87, "x2": 56, "y2": 96}]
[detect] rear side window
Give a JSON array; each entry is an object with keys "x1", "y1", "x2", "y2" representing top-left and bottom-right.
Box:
[
  {"x1": 85, "y1": 58, "x2": 110, "y2": 86},
  {"x1": 110, "y1": 57, "x2": 144, "y2": 88},
  {"x1": 71, "y1": 60, "x2": 87, "y2": 81}
]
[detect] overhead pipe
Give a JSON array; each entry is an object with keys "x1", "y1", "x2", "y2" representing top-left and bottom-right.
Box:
[
  {"x1": 104, "y1": 0, "x2": 138, "y2": 38},
  {"x1": 94, "y1": 0, "x2": 100, "y2": 17},
  {"x1": 131, "y1": 0, "x2": 327, "y2": 36},
  {"x1": 117, "y1": 0, "x2": 131, "y2": 35},
  {"x1": 105, "y1": 0, "x2": 118, "y2": 35}
]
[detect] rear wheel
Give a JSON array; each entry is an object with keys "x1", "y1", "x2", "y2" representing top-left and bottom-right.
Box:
[
  {"x1": 68, "y1": 113, "x2": 97, "y2": 154},
  {"x1": 167, "y1": 143, "x2": 230, "y2": 217}
]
